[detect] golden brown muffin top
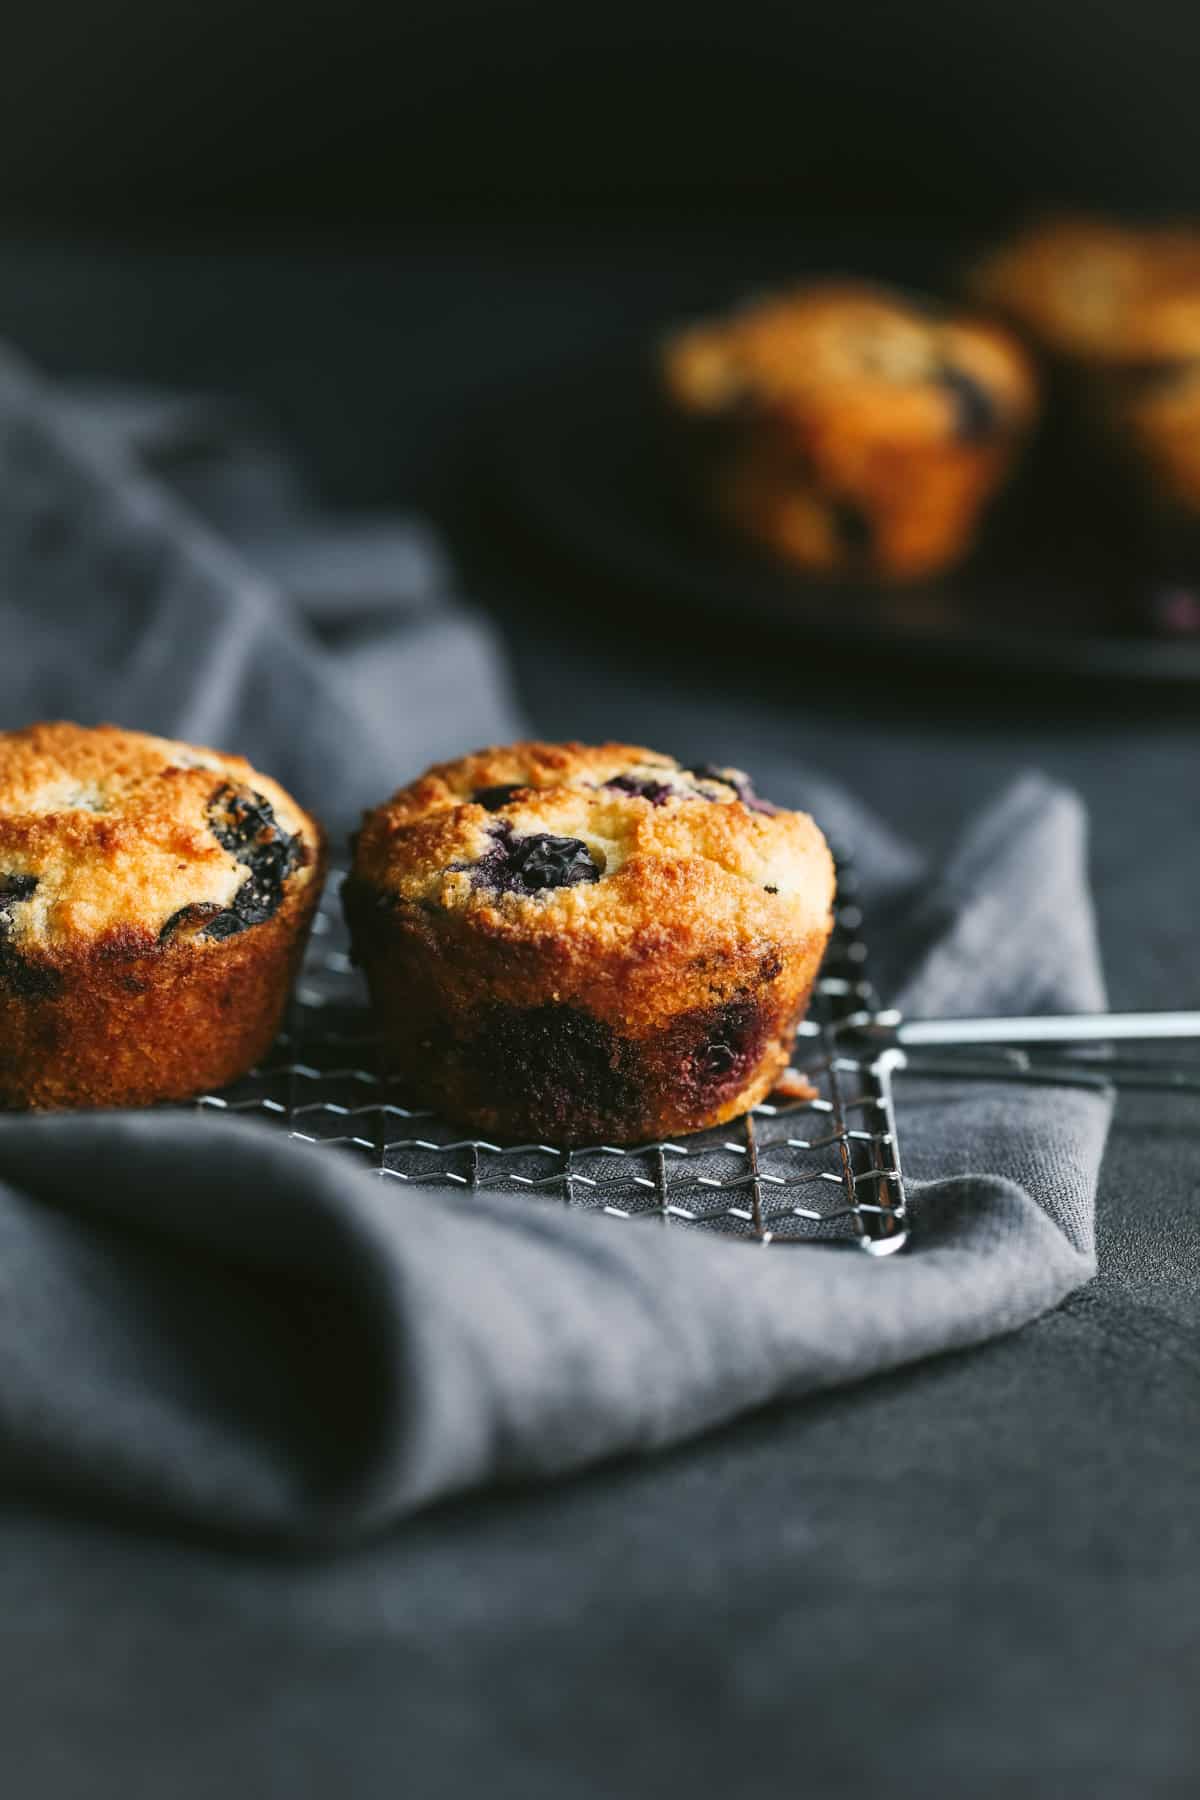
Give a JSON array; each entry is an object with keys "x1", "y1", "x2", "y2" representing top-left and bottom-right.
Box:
[
  {"x1": 971, "y1": 217, "x2": 1200, "y2": 364},
  {"x1": 0, "y1": 722, "x2": 321, "y2": 950},
  {"x1": 352, "y1": 740, "x2": 835, "y2": 956},
  {"x1": 661, "y1": 281, "x2": 1036, "y2": 447}
]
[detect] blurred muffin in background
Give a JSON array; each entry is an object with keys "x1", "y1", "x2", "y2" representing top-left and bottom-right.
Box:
[
  {"x1": 971, "y1": 218, "x2": 1200, "y2": 525},
  {"x1": 970, "y1": 218, "x2": 1200, "y2": 366},
  {"x1": 660, "y1": 282, "x2": 1038, "y2": 582}
]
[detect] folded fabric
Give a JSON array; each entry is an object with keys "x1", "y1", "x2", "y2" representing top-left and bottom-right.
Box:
[
  {"x1": 0, "y1": 347, "x2": 521, "y2": 830},
  {"x1": 0, "y1": 776, "x2": 1111, "y2": 1544},
  {"x1": 0, "y1": 343, "x2": 1111, "y2": 1545}
]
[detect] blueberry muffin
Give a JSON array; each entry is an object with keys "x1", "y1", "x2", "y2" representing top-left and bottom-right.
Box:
[
  {"x1": 660, "y1": 282, "x2": 1037, "y2": 581},
  {"x1": 970, "y1": 218, "x2": 1200, "y2": 365},
  {"x1": 344, "y1": 742, "x2": 835, "y2": 1145},
  {"x1": 971, "y1": 218, "x2": 1200, "y2": 523},
  {"x1": 0, "y1": 722, "x2": 325, "y2": 1108}
]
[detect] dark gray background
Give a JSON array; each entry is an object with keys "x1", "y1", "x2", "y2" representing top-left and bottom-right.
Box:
[
  {"x1": 3, "y1": 1, "x2": 1200, "y2": 228},
  {"x1": 0, "y1": 231, "x2": 1196, "y2": 1798}
]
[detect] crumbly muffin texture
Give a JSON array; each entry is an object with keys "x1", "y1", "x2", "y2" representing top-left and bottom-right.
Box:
[
  {"x1": 346, "y1": 741, "x2": 835, "y2": 1144},
  {"x1": 0, "y1": 722, "x2": 324, "y2": 1108},
  {"x1": 661, "y1": 282, "x2": 1037, "y2": 580},
  {"x1": 0, "y1": 722, "x2": 319, "y2": 959},
  {"x1": 349, "y1": 742, "x2": 829, "y2": 1010}
]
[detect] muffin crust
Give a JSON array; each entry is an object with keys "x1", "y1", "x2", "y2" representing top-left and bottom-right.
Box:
[
  {"x1": 0, "y1": 722, "x2": 325, "y2": 1107},
  {"x1": 346, "y1": 741, "x2": 835, "y2": 1144}
]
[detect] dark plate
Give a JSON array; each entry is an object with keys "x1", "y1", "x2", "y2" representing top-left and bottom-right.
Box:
[{"x1": 491, "y1": 346, "x2": 1200, "y2": 685}]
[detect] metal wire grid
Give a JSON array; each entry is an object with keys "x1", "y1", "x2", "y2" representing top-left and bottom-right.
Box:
[{"x1": 194, "y1": 854, "x2": 910, "y2": 1254}]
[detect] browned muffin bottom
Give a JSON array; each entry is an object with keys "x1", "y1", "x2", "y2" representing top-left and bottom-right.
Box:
[
  {"x1": 660, "y1": 281, "x2": 1037, "y2": 581},
  {"x1": 344, "y1": 741, "x2": 835, "y2": 1145},
  {"x1": 0, "y1": 722, "x2": 325, "y2": 1108}
]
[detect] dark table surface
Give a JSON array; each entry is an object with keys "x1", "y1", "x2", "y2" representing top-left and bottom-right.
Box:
[{"x1": 0, "y1": 228, "x2": 1197, "y2": 1800}]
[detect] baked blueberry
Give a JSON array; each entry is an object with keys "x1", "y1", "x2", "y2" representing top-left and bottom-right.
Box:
[
  {"x1": 688, "y1": 763, "x2": 779, "y2": 815},
  {"x1": 0, "y1": 874, "x2": 62, "y2": 999},
  {"x1": 936, "y1": 365, "x2": 998, "y2": 442},
  {"x1": 604, "y1": 774, "x2": 675, "y2": 805},
  {"x1": 470, "y1": 824, "x2": 600, "y2": 894},
  {"x1": 158, "y1": 901, "x2": 230, "y2": 944},
  {"x1": 830, "y1": 497, "x2": 875, "y2": 555},
  {"x1": 207, "y1": 784, "x2": 303, "y2": 931},
  {"x1": 0, "y1": 873, "x2": 37, "y2": 908},
  {"x1": 472, "y1": 783, "x2": 526, "y2": 811}
]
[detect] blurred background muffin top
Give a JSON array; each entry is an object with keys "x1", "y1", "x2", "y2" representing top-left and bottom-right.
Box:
[
  {"x1": 972, "y1": 218, "x2": 1200, "y2": 365},
  {"x1": 662, "y1": 283, "x2": 1036, "y2": 448}
]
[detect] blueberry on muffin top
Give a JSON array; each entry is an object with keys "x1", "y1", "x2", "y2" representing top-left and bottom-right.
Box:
[
  {"x1": 466, "y1": 823, "x2": 602, "y2": 895},
  {"x1": 0, "y1": 722, "x2": 321, "y2": 959},
  {"x1": 351, "y1": 741, "x2": 833, "y2": 946}
]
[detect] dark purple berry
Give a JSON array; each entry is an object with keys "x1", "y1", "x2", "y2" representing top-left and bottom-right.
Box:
[
  {"x1": 462, "y1": 1002, "x2": 639, "y2": 1137},
  {"x1": 605, "y1": 774, "x2": 675, "y2": 805},
  {"x1": 203, "y1": 784, "x2": 302, "y2": 938},
  {"x1": 0, "y1": 874, "x2": 62, "y2": 999},
  {"x1": 687, "y1": 764, "x2": 780, "y2": 815},
  {"x1": 468, "y1": 824, "x2": 600, "y2": 895},
  {"x1": 688, "y1": 763, "x2": 736, "y2": 789},
  {"x1": 201, "y1": 908, "x2": 256, "y2": 940},
  {"x1": 472, "y1": 784, "x2": 527, "y2": 811},
  {"x1": 700, "y1": 1040, "x2": 736, "y2": 1076},
  {"x1": 936, "y1": 365, "x2": 998, "y2": 443},
  {"x1": 159, "y1": 901, "x2": 239, "y2": 943},
  {"x1": 830, "y1": 497, "x2": 874, "y2": 555},
  {"x1": 208, "y1": 785, "x2": 283, "y2": 859},
  {"x1": 679, "y1": 999, "x2": 763, "y2": 1098},
  {"x1": 0, "y1": 874, "x2": 37, "y2": 907}
]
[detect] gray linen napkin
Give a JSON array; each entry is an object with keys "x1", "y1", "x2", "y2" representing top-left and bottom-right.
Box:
[
  {"x1": 0, "y1": 345, "x2": 1112, "y2": 1543},
  {"x1": 0, "y1": 348, "x2": 522, "y2": 827}
]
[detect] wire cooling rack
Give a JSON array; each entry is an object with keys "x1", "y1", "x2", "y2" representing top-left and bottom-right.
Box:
[{"x1": 194, "y1": 855, "x2": 910, "y2": 1254}]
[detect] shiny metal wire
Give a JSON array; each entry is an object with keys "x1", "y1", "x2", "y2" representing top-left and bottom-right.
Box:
[{"x1": 194, "y1": 859, "x2": 911, "y2": 1254}]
